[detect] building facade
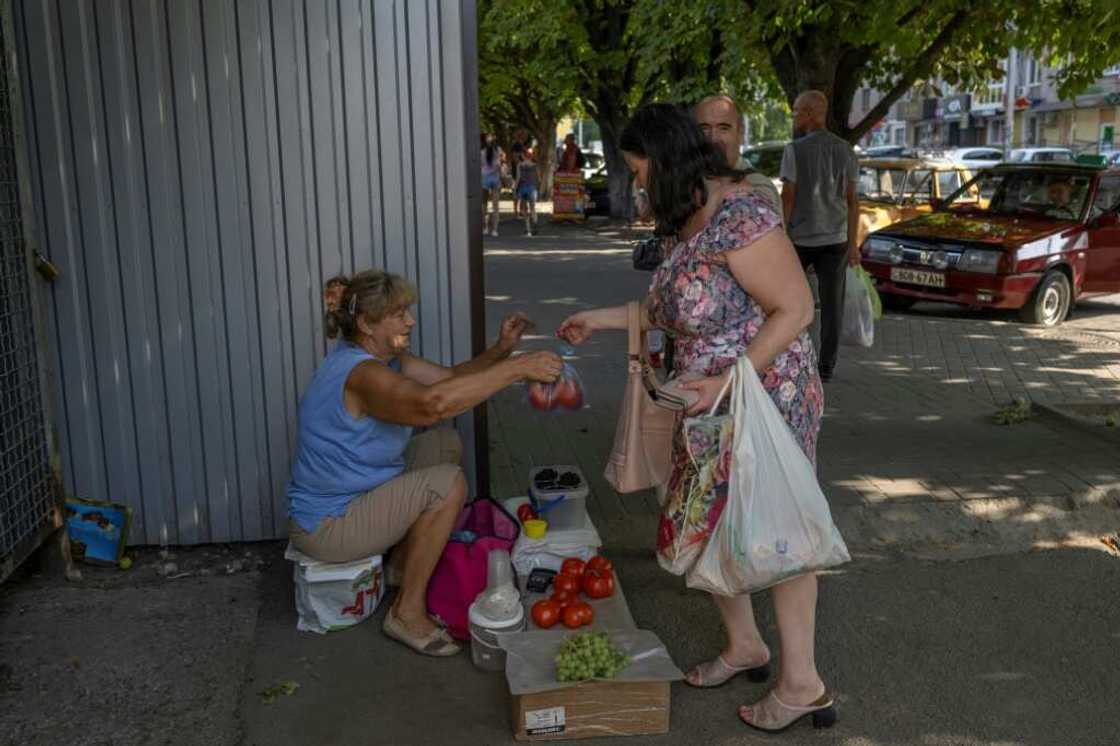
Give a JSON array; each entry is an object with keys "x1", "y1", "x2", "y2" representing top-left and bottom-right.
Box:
[{"x1": 852, "y1": 54, "x2": 1120, "y2": 153}]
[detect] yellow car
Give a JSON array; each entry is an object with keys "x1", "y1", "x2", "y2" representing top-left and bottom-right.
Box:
[{"x1": 857, "y1": 158, "x2": 976, "y2": 246}]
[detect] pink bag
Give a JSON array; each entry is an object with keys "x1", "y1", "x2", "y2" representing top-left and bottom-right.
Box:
[{"x1": 425, "y1": 498, "x2": 520, "y2": 641}]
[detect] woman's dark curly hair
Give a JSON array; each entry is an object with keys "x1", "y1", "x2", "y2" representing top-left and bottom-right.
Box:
[{"x1": 619, "y1": 102, "x2": 744, "y2": 237}]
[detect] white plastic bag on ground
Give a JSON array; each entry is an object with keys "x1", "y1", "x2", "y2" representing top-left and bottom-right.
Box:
[
  {"x1": 686, "y1": 358, "x2": 850, "y2": 596},
  {"x1": 285, "y1": 544, "x2": 385, "y2": 634},
  {"x1": 841, "y1": 265, "x2": 875, "y2": 347}
]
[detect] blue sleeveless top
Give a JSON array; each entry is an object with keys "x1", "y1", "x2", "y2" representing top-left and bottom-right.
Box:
[{"x1": 287, "y1": 342, "x2": 413, "y2": 532}]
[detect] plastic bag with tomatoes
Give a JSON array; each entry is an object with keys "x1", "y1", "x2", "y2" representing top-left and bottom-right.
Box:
[{"x1": 526, "y1": 361, "x2": 585, "y2": 413}]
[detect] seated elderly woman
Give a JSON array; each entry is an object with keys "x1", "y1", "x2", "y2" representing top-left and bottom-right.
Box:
[{"x1": 288, "y1": 270, "x2": 561, "y2": 656}]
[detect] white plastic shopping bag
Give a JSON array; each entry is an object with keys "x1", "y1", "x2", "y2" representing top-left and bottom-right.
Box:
[
  {"x1": 285, "y1": 544, "x2": 385, "y2": 633},
  {"x1": 686, "y1": 358, "x2": 850, "y2": 596},
  {"x1": 841, "y1": 265, "x2": 876, "y2": 347}
]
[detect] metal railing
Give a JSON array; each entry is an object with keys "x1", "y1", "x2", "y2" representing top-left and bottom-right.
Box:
[{"x1": 0, "y1": 2, "x2": 56, "y2": 583}]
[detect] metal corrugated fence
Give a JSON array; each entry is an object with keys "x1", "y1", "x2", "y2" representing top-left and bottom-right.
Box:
[
  {"x1": 0, "y1": 0, "x2": 55, "y2": 579},
  {"x1": 14, "y1": 0, "x2": 482, "y2": 545}
]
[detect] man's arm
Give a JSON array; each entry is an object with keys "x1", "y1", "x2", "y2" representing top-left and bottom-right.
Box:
[
  {"x1": 779, "y1": 143, "x2": 796, "y2": 223},
  {"x1": 781, "y1": 181, "x2": 796, "y2": 224},
  {"x1": 845, "y1": 148, "x2": 860, "y2": 266}
]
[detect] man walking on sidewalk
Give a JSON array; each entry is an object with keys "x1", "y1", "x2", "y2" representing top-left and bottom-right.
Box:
[{"x1": 780, "y1": 90, "x2": 859, "y2": 382}]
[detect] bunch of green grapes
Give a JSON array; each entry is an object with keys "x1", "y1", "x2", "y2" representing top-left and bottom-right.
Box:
[{"x1": 554, "y1": 631, "x2": 630, "y2": 682}]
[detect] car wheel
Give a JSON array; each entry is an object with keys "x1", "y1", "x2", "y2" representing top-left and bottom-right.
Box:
[
  {"x1": 880, "y1": 292, "x2": 917, "y2": 312},
  {"x1": 1019, "y1": 270, "x2": 1071, "y2": 327}
]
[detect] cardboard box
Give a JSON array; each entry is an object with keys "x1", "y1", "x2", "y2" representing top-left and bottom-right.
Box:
[{"x1": 511, "y1": 679, "x2": 670, "y2": 741}]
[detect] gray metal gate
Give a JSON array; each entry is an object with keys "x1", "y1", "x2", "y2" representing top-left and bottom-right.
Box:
[{"x1": 0, "y1": 0, "x2": 56, "y2": 582}]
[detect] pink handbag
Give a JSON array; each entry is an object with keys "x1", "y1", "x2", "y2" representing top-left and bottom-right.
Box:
[
  {"x1": 604, "y1": 302, "x2": 684, "y2": 493},
  {"x1": 425, "y1": 498, "x2": 519, "y2": 641}
]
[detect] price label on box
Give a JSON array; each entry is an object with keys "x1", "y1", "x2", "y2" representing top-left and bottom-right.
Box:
[{"x1": 525, "y1": 706, "x2": 566, "y2": 735}]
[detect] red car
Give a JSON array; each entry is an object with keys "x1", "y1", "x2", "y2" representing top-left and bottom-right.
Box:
[{"x1": 860, "y1": 163, "x2": 1120, "y2": 326}]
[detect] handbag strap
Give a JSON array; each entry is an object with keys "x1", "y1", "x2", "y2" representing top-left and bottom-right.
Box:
[
  {"x1": 627, "y1": 301, "x2": 643, "y2": 358},
  {"x1": 707, "y1": 365, "x2": 737, "y2": 416}
]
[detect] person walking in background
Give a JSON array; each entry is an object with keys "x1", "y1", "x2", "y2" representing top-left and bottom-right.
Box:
[
  {"x1": 515, "y1": 147, "x2": 540, "y2": 236},
  {"x1": 693, "y1": 94, "x2": 782, "y2": 215},
  {"x1": 481, "y1": 132, "x2": 504, "y2": 237},
  {"x1": 509, "y1": 129, "x2": 528, "y2": 217},
  {"x1": 780, "y1": 91, "x2": 859, "y2": 382}
]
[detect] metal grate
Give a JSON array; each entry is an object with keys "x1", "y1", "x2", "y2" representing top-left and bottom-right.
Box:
[{"x1": 0, "y1": 8, "x2": 53, "y2": 574}]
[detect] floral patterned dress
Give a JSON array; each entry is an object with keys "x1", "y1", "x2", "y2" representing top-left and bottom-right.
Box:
[{"x1": 648, "y1": 187, "x2": 824, "y2": 571}]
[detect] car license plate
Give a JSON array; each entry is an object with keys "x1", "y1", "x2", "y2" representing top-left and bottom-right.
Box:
[{"x1": 890, "y1": 267, "x2": 945, "y2": 288}]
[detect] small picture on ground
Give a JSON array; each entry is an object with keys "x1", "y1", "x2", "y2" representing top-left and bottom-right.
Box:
[{"x1": 63, "y1": 498, "x2": 131, "y2": 564}]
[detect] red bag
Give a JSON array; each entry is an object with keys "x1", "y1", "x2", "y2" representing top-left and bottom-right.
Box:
[{"x1": 425, "y1": 498, "x2": 519, "y2": 640}]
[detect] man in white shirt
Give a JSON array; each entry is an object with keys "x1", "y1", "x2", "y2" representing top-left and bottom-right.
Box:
[{"x1": 693, "y1": 94, "x2": 782, "y2": 214}]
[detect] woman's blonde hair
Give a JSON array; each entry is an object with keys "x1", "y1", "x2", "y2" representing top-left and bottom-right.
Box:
[{"x1": 323, "y1": 270, "x2": 417, "y2": 340}]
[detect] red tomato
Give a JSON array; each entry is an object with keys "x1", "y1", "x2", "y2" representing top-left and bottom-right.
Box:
[
  {"x1": 527, "y1": 382, "x2": 555, "y2": 411},
  {"x1": 560, "y1": 558, "x2": 586, "y2": 577},
  {"x1": 561, "y1": 604, "x2": 584, "y2": 629},
  {"x1": 531, "y1": 600, "x2": 560, "y2": 629},
  {"x1": 553, "y1": 378, "x2": 583, "y2": 410},
  {"x1": 582, "y1": 571, "x2": 614, "y2": 599},
  {"x1": 586, "y1": 556, "x2": 613, "y2": 576},
  {"x1": 550, "y1": 589, "x2": 577, "y2": 608},
  {"x1": 554, "y1": 573, "x2": 581, "y2": 595},
  {"x1": 517, "y1": 503, "x2": 538, "y2": 523},
  {"x1": 571, "y1": 601, "x2": 594, "y2": 626}
]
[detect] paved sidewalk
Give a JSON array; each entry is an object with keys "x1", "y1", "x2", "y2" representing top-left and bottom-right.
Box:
[
  {"x1": 483, "y1": 216, "x2": 1120, "y2": 559},
  {"x1": 232, "y1": 215, "x2": 1120, "y2": 746}
]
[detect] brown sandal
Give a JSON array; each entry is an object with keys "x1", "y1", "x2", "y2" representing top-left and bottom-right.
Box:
[
  {"x1": 382, "y1": 609, "x2": 461, "y2": 657},
  {"x1": 738, "y1": 690, "x2": 837, "y2": 733}
]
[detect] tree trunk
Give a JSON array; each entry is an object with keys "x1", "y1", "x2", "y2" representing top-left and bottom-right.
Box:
[
  {"x1": 595, "y1": 97, "x2": 632, "y2": 220},
  {"x1": 766, "y1": 10, "x2": 973, "y2": 144},
  {"x1": 533, "y1": 124, "x2": 557, "y2": 200}
]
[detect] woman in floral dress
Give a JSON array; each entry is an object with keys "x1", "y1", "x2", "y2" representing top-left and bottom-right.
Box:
[{"x1": 558, "y1": 103, "x2": 833, "y2": 733}]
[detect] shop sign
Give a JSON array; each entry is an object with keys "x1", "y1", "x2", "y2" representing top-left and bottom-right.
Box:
[{"x1": 939, "y1": 94, "x2": 972, "y2": 121}]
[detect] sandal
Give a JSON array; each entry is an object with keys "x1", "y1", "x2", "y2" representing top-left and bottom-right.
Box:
[
  {"x1": 382, "y1": 609, "x2": 461, "y2": 657},
  {"x1": 738, "y1": 690, "x2": 836, "y2": 733},
  {"x1": 685, "y1": 654, "x2": 770, "y2": 688}
]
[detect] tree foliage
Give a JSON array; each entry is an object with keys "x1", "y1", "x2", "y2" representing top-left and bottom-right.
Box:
[
  {"x1": 735, "y1": 0, "x2": 1120, "y2": 141},
  {"x1": 478, "y1": 0, "x2": 1120, "y2": 215}
]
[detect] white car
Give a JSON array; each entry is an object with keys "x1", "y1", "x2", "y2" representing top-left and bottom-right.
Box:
[
  {"x1": 941, "y1": 146, "x2": 1004, "y2": 173},
  {"x1": 1006, "y1": 147, "x2": 1075, "y2": 163},
  {"x1": 581, "y1": 151, "x2": 605, "y2": 181}
]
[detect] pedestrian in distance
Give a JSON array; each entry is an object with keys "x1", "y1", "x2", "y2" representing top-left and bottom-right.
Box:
[
  {"x1": 481, "y1": 132, "x2": 504, "y2": 236},
  {"x1": 780, "y1": 90, "x2": 860, "y2": 382},
  {"x1": 515, "y1": 147, "x2": 541, "y2": 236}
]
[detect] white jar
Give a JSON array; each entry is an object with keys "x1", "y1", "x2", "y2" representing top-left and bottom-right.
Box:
[{"x1": 468, "y1": 601, "x2": 526, "y2": 672}]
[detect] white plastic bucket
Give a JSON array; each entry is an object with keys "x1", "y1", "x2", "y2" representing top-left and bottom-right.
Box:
[{"x1": 468, "y1": 601, "x2": 525, "y2": 671}]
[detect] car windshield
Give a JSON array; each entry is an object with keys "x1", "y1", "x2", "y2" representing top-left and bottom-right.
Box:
[
  {"x1": 858, "y1": 167, "x2": 935, "y2": 203},
  {"x1": 944, "y1": 170, "x2": 1092, "y2": 219},
  {"x1": 857, "y1": 167, "x2": 908, "y2": 201},
  {"x1": 743, "y1": 148, "x2": 783, "y2": 177}
]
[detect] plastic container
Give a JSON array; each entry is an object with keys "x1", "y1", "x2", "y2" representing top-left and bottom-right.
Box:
[
  {"x1": 529, "y1": 465, "x2": 589, "y2": 532},
  {"x1": 468, "y1": 601, "x2": 526, "y2": 671},
  {"x1": 522, "y1": 519, "x2": 548, "y2": 539}
]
